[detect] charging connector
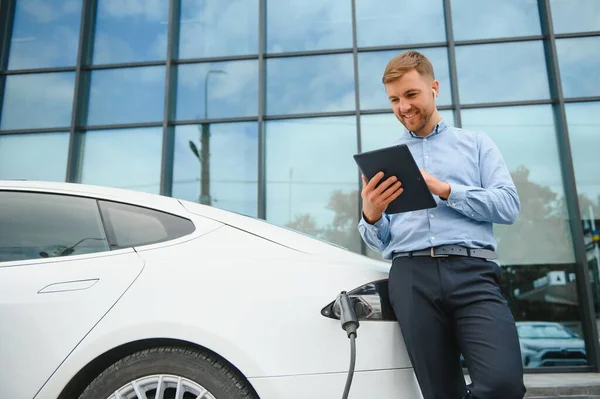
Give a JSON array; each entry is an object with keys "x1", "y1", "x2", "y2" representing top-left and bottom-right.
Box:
[{"x1": 337, "y1": 291, "x2": 360, "y2": 399}]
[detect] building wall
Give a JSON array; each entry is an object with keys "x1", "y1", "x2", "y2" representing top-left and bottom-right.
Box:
[{"x1": 1, "y1": 0, "x2": 600, "y2": 370}]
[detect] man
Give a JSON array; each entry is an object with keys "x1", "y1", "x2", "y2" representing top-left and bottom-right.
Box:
[{"x1": 358, "y1": 51, "x2": 526, "y2": 399}]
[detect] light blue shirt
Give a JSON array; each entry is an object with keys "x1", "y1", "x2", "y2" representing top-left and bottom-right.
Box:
[{"x1": 358, "y1": 118, "x2": 520, "y2": 260}]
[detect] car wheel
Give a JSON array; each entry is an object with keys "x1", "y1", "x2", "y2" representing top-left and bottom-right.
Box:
[{"x1": 79, "y1": 346, "x2": 258, "y2": 399}]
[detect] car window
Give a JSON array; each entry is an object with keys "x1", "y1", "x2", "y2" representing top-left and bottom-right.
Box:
[
  {"x1": 98, "y1": 200, "x2": 195, "y2": 249},
  {"x1": 0, "y1": 191, "x2": 110, "y2": 262}
]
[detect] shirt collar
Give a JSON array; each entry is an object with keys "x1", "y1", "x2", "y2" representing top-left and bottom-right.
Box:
[{"x1": 405, "y1": 117, "x2": 448, "y2": 139}]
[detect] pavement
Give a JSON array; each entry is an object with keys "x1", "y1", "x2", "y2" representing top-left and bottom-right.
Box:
[
  {"x1": 464, "y1": 373, "x2": 600, "y2": 398},
  {"x1": 524, "y1": 373, "x2": 600, "y2": 398}
]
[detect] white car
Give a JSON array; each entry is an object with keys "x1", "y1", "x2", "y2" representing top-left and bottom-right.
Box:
[{"x1": 0, "y1": 180, "x2": 422, "y2": 399}]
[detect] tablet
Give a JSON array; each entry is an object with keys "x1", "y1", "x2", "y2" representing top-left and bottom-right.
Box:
[{"x1": 353, "y1": 144, "x2": 437, "y2": 214}]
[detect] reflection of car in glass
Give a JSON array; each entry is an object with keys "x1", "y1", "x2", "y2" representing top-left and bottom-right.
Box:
[
  {"x1": 0, "y1": 180, "x2": 421, "y2": 399},
  {"x1": 460, "y1": 322, "x2": 586, "y2": 369},
  {"x1": 517, "y1": 322, "x2": 587, "y2": 368}
]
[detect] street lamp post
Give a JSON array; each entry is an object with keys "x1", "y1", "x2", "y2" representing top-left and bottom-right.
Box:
[{"x1": 194, "y1": 69, "x2": 226, "y2": 206}]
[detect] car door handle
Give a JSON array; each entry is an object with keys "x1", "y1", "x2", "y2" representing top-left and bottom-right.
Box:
[{"x1": 38, "y1": 278, "x2": 99, "y2": 294}]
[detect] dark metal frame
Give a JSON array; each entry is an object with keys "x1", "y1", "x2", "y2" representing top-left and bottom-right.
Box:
[
  {"x1": 443, "y1": 0, "x2": 462, "y2": 126},
  {"x1": 0, "y1": 0, "x2": 15, "y2": 124},
  {"x1": 350, "y1": 0, "x2": 366, "y2": 255},
  {"x1": 1, "y1": 0, "x2": 600, "y2": 372},
  {"x1": 257, "y1": 0, "x2": 266, "y2": 219},
  {"x1": 65, "y1": 0, "x2": 96, "y2": 182},
  {"x1": 159, "y1": 0, "x2": 180, "y2": 197},
  {"x1": 2, "y1": 66, "x2": 75, "y2": 74}
]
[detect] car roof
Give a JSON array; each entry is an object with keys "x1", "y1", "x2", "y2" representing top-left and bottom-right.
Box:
[{"x1": 0, "y1": 180, "x2": 189, "y2": 217}]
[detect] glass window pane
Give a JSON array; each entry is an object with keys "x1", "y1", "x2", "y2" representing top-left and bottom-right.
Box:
[
  {"x1": 568, "y1": 102, "x2": 600, "y2": 219},
  {"x1": 451, "y1": 0, "x2": 541, "y2": 41},
  {"x1": 0, "y1": 132, "x2": 68, "y2": 181},
  {"x1": 266, "y1": 116, "x2": 360, "y2": 252},
  {"x1": 98, "y1": 200, "x2": 195, "y2": 249},
  {"x1": 175, "y1": 61, "x2": 258, "y2": 121},
  {"x1": 92, "y1": 0, "x2": 169, "y2": 64},
  {"x1": 455, "y1": 42, "x2": 550, "y2": 104},
  {"x1": 550, "y1": 0, "x2": 600, "y2": 34},
  {"x1": 355, "y1": 0, "x2": 446, "y2": 48},
  {"x1": 267, "y1": 54, "x2": 354, "y2": 115},
  {"x1": 266, "y1": 0, "x2": 352, "y2": 53},
  {"x1": 79, "y1": 127, "x2": 163, "y2": 194},
  {"x1": 1, "y1": 72, "x2": 75, "y2": 130},
  {"x1": 8, "y1": 0, "x2": 82, "y2": 69},
  {"x1": 568, "y1": 102, "x2": 600, "y2": 345},
  {"x1": 172, "y1": 122, "x2": 258, "y2": 217},
  {"x1": 359, "y1": 48, "x2": 451, "y2": 111},
  {"x1": 361, "y1": 110, "x2": 455, "y2": 153},
  {"x1": 87, "y1": 66, "x2": 165, "y2": 126},
  {"x1": 461, "y1": 105, "x2": 574, "y2": 265},
  {"x1": 0, "y1": 192, "x2": 109, "y2": 262},
  {"x1": 179, "y1": 0, "x2": 258, "y2": 59},
  {"x1": 556, "y1": 37, "x2": 600, "y2": 98}
]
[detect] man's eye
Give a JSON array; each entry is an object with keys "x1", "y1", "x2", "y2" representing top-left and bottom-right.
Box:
[{"x1": 407, "y1": 93, "x2": 416, "y2": 98}]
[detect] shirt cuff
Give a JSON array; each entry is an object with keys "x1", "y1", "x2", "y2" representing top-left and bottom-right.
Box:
[
  {"x1": 360, "y1": 213, "x2": 386, "y2": 230},
  {"x1": 446, "y1": 183, "x2": 468, "y2": 210}
]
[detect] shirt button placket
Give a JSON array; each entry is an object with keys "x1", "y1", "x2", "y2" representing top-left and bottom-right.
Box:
[{"x1": 425, "y1": 138, "x2": 433, "y2": 242}]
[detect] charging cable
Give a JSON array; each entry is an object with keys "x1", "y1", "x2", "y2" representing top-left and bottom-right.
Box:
[{"x1": 337, "y1": 291, "x2": 360, "y2": 399}]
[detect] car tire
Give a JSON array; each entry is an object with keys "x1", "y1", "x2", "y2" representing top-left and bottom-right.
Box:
[{"x1": 79, "y1": 346, "x2": 258, "y2": 399}]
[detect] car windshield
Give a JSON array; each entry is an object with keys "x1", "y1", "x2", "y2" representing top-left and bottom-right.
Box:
[{"x1": 517, "y1": 324, "x2": 576, "y2": 339}]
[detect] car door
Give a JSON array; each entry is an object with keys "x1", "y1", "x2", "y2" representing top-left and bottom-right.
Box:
[{"x1": 0, "y1": 190, "x2": 144, "y2": 399}]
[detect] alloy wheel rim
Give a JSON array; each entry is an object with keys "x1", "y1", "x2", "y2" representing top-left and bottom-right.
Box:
[{"x1": 107, "y1": 374, "x2": 217, "y2": 399}]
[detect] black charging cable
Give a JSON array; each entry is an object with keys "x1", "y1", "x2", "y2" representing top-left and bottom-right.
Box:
[{"x1": 338, "y1": 291, "x2": 360, "y2": 399}]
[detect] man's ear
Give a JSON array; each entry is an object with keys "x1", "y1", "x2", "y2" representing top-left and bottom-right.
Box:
[{"x1": 431, "y1": 80, "x2": 440, "y2": 99}]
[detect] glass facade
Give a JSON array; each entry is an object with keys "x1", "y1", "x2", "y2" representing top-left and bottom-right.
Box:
[
  {"x1": 1, "y1": 72, "x2": 75, "y2": 130},
  {"x1": 87, "y1": 66, "x2": 166, "y2": 125},
  {"x1": 92, "y1": 0, "x2": 169, "y2": 65},
  {"x1": 1, "y1": 0, "x2": 599, "y2": 372},
  {"x1": 172, "y1": 122, "x2": 259, "y2": 216}
]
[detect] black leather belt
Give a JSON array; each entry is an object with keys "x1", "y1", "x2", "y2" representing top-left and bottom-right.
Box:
[{"x1": 393, "y1": 245, "x2": 498, "y2": 260}]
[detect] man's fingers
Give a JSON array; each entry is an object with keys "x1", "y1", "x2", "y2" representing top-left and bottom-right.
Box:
[
  {"x1": 381, "y1": 182, "x2": 403, "y2": 203},
  {"x1": 366, "y1": 171, "x2": 385, "y2": 190},
  {"x1": 374, "y1": 175, "x2": 400, "y2": 196},
  {"x1": 390, "y1": 187, "x2": 404, "y2": 202}
]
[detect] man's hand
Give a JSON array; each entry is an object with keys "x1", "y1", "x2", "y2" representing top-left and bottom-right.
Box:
[
  {"x1": 420, "y1": 169, "x2": 451, "y2": 199},
  {"x1": 361, "y1": 172, "x2": 403, "y2": 224}
]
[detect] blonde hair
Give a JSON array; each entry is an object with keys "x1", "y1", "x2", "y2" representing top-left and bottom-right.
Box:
[{"x1": 382, "y1": 51, "x2": 435, "y2": 84}]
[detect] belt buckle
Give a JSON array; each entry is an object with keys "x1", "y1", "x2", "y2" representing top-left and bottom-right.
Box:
[{"x1": 430, "y1": 247, "x2": 449, "y2": 258}]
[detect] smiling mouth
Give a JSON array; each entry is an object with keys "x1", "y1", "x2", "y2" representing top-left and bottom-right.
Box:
[{"x1": 402, "y1": 111, "x2": 418, "y2": 121}]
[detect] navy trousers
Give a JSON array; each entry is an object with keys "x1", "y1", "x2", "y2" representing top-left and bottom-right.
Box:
[{"x1": 388, "y1": 255, "x2": 526, "y2": 399}]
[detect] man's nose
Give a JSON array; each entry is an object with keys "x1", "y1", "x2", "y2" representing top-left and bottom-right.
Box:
[{"x1": 398, "y1": 99, "x2": 411, "y2": 113}]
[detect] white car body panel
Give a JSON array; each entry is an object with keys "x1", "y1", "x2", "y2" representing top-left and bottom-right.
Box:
[
  {"x1": 0, "y1": 181, "x2": 420, "y2": 399},
  {"x1": 249, "y1": 369, "x2": 424, "y2": 399},
  {"x1": 179, "y1": 199, "x2": 375, "y2": 260},
  {"x1": 0, "y1": 249, "x2": 144, "y2": 399}
]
